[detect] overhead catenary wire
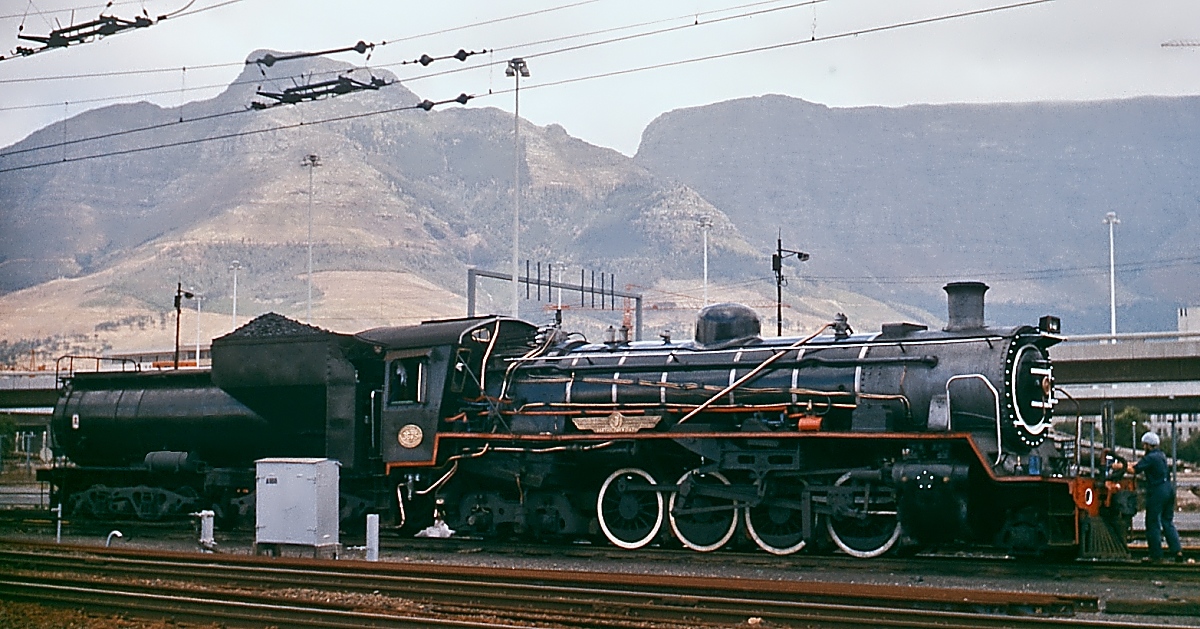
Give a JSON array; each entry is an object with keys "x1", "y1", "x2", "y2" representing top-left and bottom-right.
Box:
[
  {"x1": 516, "y1": 0, "x2": 1054, "y2": 95},
  {"x1": 0, "y1": 107, "x2": 247, "y2": 158},
  {"x1": 1, "y1": 0, "x2": 834, "y2": 155},
  {"x1": 0, "y1": 0, "x2": 603, "y2": 83},
  {"x1": 1, "y1": 0, "x2": 1054, "y2": 169},
  {"x1": 0, "y1": 0, "x2": 812, "y2": 118},
  {"x1": 0, "y1": 1, "x2": 160, "y2": 21},
  {"x1": 0, "y1": 0, "x2": 811, "y2": 117},
  {"x1": 159, "y1": 0, "x2": 241, "y2": 20},
  {"x1": 0, "y1": 93, "x2": 475, "y2": 173},
  {"x1": 635, "y1": 251, "x2": 1200, "y2": 303},
  {"x1": 2, "y1": 0, "x2": 1003, "y2": 159},
  {"x1": 805, "y1": 254, "x2": 1200, "y2": 285},
  {"x1": 1, "y1": 0, "x2": 242, "y2": 61}
]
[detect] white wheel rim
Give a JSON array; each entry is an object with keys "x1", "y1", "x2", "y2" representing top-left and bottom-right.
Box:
[
  {"x1": 826, "y1": 471, "x2": 901, "y2": 558},
  {"x1": 597, "y1": 467, "x2": 663, "y2": 549},
  {"x1": 669, "y1": 471, "x2": 738, "y2": 552},
  {"x1": 745, "y1": 506, "x2": 807, "y2": 556}
]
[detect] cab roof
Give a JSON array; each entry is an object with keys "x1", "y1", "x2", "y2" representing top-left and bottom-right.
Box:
[{"x1": 354, "y1": 316, "x2": 536, "y2": 350}]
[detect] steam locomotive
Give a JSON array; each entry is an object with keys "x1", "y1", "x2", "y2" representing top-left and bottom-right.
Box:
[{"x1": 39, "y1": 281, "x2": 1136, "y2": 558}]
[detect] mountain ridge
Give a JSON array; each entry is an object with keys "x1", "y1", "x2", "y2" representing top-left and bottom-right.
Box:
[
  {"x1": 634, "y1": 93, "x2": 1200, "y2": 332},
  {"x1": 3, "y1": 59, "x2": 1196, "y2": 363}
]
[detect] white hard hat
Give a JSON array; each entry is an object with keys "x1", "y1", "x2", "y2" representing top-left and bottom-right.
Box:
[{"x1": 1141, "y1": 432, "x2": 1160, "y2": 447}]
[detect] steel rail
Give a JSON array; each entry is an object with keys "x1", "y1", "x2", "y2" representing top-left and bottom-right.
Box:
[
  {"x1": 0, "y1": 571, "x2": 1181, "y2": 629},
  {"x1": 0, "y1": 547, "x2": 1090, "y2": 613},
  {"x1": 3, "y1": 522, "x2": 1197, "y2": 582},
  {"x1": 0, "y1": 545, "x2": 1187, "y2": 629},
  {"x1": 0, "y1": 578, "x2": 540, "y2": 629}
]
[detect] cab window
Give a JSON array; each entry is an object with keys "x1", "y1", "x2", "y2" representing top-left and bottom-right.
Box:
[{"x1": 388, "y1": 357, "x2": 425, "y2": 404}]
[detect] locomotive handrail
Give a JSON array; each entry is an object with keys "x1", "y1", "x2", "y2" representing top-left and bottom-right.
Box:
[
  {"x1": 53, "y1": 355, "x2": 140, "y2": 387},
  {"x1": 523, "y1": 354, "x2": 940, "y2": 373},
  {"x1": 499, "y1": 320, "x2": 560, "y2": 406},
  {"x1": 676, "y1": 323, "x2": 833, "y2": 425},
  {"x1": 508, "y1": 334, "x2": 1010, "y2": 364},
  {"x1": 944, "y1": 374, "x2": 1002, "y2": 465}
]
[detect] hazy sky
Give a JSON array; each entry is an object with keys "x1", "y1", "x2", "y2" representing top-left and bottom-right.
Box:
[{"x1": 1, "y1": 0, "x2": 1199, "y2": 155}]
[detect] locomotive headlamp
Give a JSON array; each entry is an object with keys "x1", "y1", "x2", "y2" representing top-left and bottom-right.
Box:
[{"x1": 1038, "y1": 315, "x2": 1060, "y2": 334}]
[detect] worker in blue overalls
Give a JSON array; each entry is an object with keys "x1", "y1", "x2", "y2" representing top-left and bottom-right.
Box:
[{"x1": 1130, "y1": 432, "x2": 1183, "y2": 562}]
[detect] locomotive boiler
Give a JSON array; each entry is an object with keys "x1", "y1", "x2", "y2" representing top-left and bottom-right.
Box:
[{"x1": 40, "y1": 281, "x2": 1136, "y2": 559}]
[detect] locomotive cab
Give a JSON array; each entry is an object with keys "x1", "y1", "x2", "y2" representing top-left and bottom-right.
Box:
[{"x1": 355, "y1": 317, "x2": 539, "y2": 467}]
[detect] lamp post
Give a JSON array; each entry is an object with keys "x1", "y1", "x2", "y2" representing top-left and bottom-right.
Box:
[
  {"x1": 699, "y1": 216, "x2": 712, "y2": 306},
  {"x1": 229, "y1": 260, "x2": 241, "y2": 330},
  {"x1": 772, "y1": 236, "x2": 810, "y2": 336},
  {"x1": 173, "y1": 282, "x2": 194, "y2": 369},
  {"x1": 194, "y1": 293, "x2": 204, "y2": 365},
  {"x1": 1103, "y1": 211, "x2": 1120, "y2": 342},
  {"x1": 506, "y1": 57, "x2": 529, "y2": 318},
  {"x1": 301, "y1": 154, "x2": 321, "y2": 324}
]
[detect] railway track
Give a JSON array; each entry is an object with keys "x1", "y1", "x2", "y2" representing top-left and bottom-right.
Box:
[
  {"x1": 181, "y1": 522, "x2": 1200, "y2": 585},
  {"x1": 0, "y1": 542, "x2": 1195, "y2": 628},
  {"x1": 5, "y1": 512, "x2": 1200, "y2": 586}
]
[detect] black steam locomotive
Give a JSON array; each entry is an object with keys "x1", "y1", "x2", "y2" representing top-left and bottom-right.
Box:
[{"x1": 39, "y1": 282, "x2": 1136, "y2": 558}]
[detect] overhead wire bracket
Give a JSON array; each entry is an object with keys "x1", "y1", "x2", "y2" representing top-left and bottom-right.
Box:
[
  {"x1": 249, "y1": 41, "x2": 375, "y2": 69},
  {"x1": 417, "y1": 93, "x2": 474, "y2": 111},
  {"x1": 251, "y1": 71, "x2": 392, "y2": 109},
  {"x1": 5, "y1": 12, "x2": 153, "y2": 59},
  {"x1": 408, "y1": 48, "x2": 488, "y2": 66}
]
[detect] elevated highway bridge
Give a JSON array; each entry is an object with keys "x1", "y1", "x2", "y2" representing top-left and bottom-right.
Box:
[{"x1": 1053, "y1": 331, "x2": 1200, "y2": 417}]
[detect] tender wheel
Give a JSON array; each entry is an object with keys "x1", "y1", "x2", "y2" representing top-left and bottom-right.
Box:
[
  {"x1": 669, "y1": 471, "x2": 738, "y2": 552},
  {"x1": 826, "y1": 472, "x2": 901, "y2": 558},
  {"x1": 745, "y1": 481, "x2": 808, "y2": 555},
  {"x1": 597, "y1": 468, "x2": 663, "y2": 549}
]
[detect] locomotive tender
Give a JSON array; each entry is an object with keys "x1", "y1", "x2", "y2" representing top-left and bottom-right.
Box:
[{"x1": 41, "y1": 281, "x2": 1136, "y2": 558}]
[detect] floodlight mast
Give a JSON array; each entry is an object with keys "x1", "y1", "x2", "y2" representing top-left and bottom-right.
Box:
[{"x1": 506, "y1": 58, "x2": 530, "y2": 318}]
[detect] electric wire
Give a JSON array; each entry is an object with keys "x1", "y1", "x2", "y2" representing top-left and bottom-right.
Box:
[
  {"x1": 517, "y1": 0, "x2": 1054, "y2": 95},
  {"x1": 0, "y1": 0, "x2": 808, "y2": 114},
  {"x1": 457, "y1": 0, "x2": 805, "y2": 58},
  {"x1": 805, "y1": 254, "x2": 1200, "y2": 285},
  {"x1": 0, "y1": 0, "x2": 602, "y2": 83},
  {"x1": 0, "y1": 107, "x2": 247, "y2": 158},
  {"x1": 373, "y1": 0, "x2": 600, "y2": 47},
  {"x1": 0, "y1": 0, "x2": 246, "y2": 61},
  {"x1": 496, "y1": 0, "x2": 828, "y2": 62},
  {"x1": 1, "y1": 0, "x2": 830, "y2": 156},
  {"x1": 0, "y1": 95, "x2": 472, "y2": 173},
  {"x1": 645, "y1": 252, "x2": 1200, "y2": 298},
  {"x1": 1, "y1": 1, "x2": 158, "y2": 21},
  {"x1": 0, "y1": 0, "x2": 1054, "y2": 170},
  {"x1": 160, "y1": 0, "x2": 240, "y2": 20}
]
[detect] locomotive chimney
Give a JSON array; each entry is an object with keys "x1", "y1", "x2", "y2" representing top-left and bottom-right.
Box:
[{"x1": 943, "y1": 281, "x2": 988, "y2": 331}]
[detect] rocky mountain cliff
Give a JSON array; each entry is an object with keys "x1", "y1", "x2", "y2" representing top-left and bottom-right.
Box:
[
  {"x1": 4, "y1": 58, "x2": 1196, "y2": 361},
  {"x1": 635, "y1": 95, "x2": 1200, "y2": 333},
  {"x1": 4, "y1": 53, "x2": 863, "y2": 359}
]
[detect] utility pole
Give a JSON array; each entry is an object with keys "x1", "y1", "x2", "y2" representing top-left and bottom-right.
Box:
[
  {"x1": 173, "y1": 282, "x2": 194, "y2": 369},
  {"x1": 772, "y1": 235, "x2": 809, "y2": 336},
  {"x1": 194, "y1": 293, "x2": 204, "y2": 365},
  {"x1": 302, "y1": 154, "x2": 321, "y2": 324},
  {"x1": 506, "y1": 58, "x2": 529, "y2": 318},
  {"x1": 699, "y1": 216, "x2": 712, "y2": 306},
  {"x1": 229, "y1": 260, "x2": 241, "y2": 330}
]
